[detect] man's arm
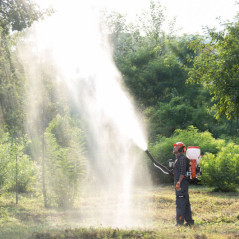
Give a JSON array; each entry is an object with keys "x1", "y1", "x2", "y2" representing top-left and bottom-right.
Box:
[
  {"x1": 176, "y1": 155, "x2": 187, "y2": 190},
  {"x1": 178, "y1": 174, "x2": 185, "y2": 183},
  {"x1": 179, "y1": 155, "x2": 187, "y2": 181}
]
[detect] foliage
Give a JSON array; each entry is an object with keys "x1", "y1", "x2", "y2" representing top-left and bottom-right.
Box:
[
  {"x1": 136, "y1": 0, "x2": 166, "y2": 44},
  {"x1": 0, "y1": 27, "x2": 26, "y2": 137},
  {"x1": 187, "y1": 20, "x2": 239, "y2": 120},
  {"x1": 0, "y1": 0, "x2": 239, "y2": 205},
  {"x1": 149, "y1": 126, "x2": 225, "y2": 164},
  {"x1": 0, "y1": 0, "x2": 51, "y2": 35},
  {"x1": 104, "y1": 2, "x2": 239, "y2": 188},
  {"x1": 106, "y1": 1, "x2": 184, "y2": 107},
  {"x1": 104, "y1": 0, "x2": 239, "y2": 143},
  {"x1": 0, "y1": 129, "x2": 35, "y2": 193},
  {"x1": 113, "y1": 36, "x2": 185, "y2": 107},
  {"x1": 200, "y1": 143, "x2": 239, "y2": 192},
  {"x1": 143, "y1": 96, "x2": 219, "y2": 139},
  {"x1": 44, "y1": 114, "x2": 86, "y2": 208},
  {"x1": 149, "y1": 126, "x2": 239, "y2": 192},
  {"x1": 106, "y1": 5, "x2": 239, "y2": 139},
  {"x1": 169, "y1": 35, "x2": 199, "y2": 67}
]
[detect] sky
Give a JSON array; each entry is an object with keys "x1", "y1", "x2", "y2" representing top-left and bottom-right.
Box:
[
  {"x1": 35, "y1": 0, "x2": 238, "y2": 35},
  {"x1": 105, "y1": 0, "x2": 239, "y2": 35}
]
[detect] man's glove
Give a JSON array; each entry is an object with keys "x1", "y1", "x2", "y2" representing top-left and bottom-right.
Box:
[{"x1": 176, "y1": 181, "x2": 181, "y2": 191}]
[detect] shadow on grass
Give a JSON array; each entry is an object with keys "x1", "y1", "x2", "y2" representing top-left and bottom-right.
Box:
[{"x1": 31, "y1": 228, "x2": 158, "y2": 239}]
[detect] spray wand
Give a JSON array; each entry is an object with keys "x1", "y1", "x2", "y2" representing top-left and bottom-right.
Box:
[{"x1": 145, "y1": 149, "x2": 174, "y2": 176}]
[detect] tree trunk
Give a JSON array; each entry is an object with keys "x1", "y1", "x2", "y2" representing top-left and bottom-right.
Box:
[
  {"x1": 11, "y1": 138, "x2": 18, "y2": 205},
  {"x1": 16, "y1": 152, "x2": 18, "y2": 204},
  {"x1": 42, "y1": 131, "x2": 47, "y2": 208}
]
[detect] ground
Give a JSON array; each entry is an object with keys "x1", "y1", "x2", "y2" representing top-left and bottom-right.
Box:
[{"x1": 0, "y1": 185, "x2": 238, "y2": 239}]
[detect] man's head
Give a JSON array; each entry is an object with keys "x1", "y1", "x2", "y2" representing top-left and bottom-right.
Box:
[{"x1": 173, "y1": 142, "x2": 186, "y2": 154}]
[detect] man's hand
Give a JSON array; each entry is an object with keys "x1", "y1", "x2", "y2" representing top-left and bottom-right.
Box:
[{"x1": 176, "y1": 181, "x2": 181, "y2": 191}]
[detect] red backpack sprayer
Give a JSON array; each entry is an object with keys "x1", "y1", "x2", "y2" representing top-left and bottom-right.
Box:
[
  {"x1": 145, "y1": 146, "x2": 202, "y2": 183},
  {"x1": 186, "y1": 146, "x2": 202, "y2": 183}
]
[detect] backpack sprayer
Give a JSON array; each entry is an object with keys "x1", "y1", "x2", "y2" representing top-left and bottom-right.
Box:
[
  {"x1": 145, "y1": 146, "x2": 202, "y2": 183},
  {"x1": 185, "y1": 146, "x2": 202, "y2": 183}
]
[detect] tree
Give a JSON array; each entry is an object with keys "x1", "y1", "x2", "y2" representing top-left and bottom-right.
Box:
[
  {"x1": 144, "y1": 97, "x2": 200, "y2": 138},
  {"x1": 44, "y1": 114, "x2": 86, "y2": 208},
  {"x1": 0, "y1": 129, "x2": 35, "y2": 194},
  {"x1": 0, "y1": 0, "x2": 51, "y2": 135},
  {"x1": 187, "y1": 19, "x2": 239, "y2": 120},
  {"x1": 0, "y1": 0, "x2": 49, "y2": 35},
  {"x1": 136, "y1": 0, "x2": 166, "y2": 45},
  {"x1": 0, "y1": 28, "x2": 25, "y2": 136},
  {"x1": 105, "y1": 3, "x2": 239, "y2": 139},
  {"x1": 0, "y1": 0, "x2": 49, "y2": 203}
]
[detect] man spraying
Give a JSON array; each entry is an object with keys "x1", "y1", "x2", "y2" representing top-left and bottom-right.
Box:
[{"x1": 173, "y1": 142, "x2": 194, "y2": 226}]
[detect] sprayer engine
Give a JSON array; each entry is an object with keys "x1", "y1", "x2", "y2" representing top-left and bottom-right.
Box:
[{"x1": 185, "y1": 146, "x2": 202, "y2": 183}]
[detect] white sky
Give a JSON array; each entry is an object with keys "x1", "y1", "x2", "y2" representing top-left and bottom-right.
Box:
[
  {"x1": 105, "y1": 0, "x2": 239, "y2": 35},
  {"x1": 36, "y1": 0, "x2": 238, "y2": 35}
]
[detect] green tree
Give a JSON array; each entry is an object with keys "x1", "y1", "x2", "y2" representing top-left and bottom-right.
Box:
[
  {"x1": 136, "y1": 0, "x2": 166, "y2": 45},
  {"x1": 106, "y1": 3, "x2": 239, "y2": 140},
  {"x1": 0, "y1": 129, "x2": 35, "y2": 193},
  {"x1": 0, "y1": 0, "x2": 51, "y2": 203},
  {"x1": 187, "y1": 19, "x2": 239, "y2": 120},
  {"x1": 0, "y1": 0, "x2": 49, "y2": 35},
  {"x1": 44, "y1": 114, "x2": 86, "y2": 208},
  {"x1": 0, "y1": 28, "x2": 26, "y2": 137}
]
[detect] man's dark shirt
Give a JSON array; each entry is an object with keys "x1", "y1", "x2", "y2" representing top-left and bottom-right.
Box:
[{"x1": 174, "y1": 154, "x2": 188, "y2": 180}]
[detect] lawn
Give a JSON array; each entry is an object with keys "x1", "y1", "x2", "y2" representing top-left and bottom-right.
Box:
[{"x1": 0, "y1": 185, "x2": 238, "y2": 239}]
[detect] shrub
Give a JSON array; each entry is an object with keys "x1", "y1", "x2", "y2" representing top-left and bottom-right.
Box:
[
  {"x1": 148, "y1": 126, "x2": 224, "y2": 165},
  {"x1": 44, "y1": 115, "x2": 86, "y2": 208},
  {"x1": 0, "y1": 130, "x2": 35, "y2": 193},
  {"x1": 200, "y1": 143, "x2": 239, "y2": 192}
]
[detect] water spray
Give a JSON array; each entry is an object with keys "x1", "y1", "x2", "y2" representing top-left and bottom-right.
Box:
[{"x1": 19, "y1": 0, "x2": 153, "y2": 227}]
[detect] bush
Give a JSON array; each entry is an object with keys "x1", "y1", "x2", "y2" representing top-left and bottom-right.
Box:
[
  {"x1": 149, "y1": 126, "x2": 224, "y2": 165},
  {"x1": 44, "y1": 115, "x2": 86, "y2": 208},
  {"x1": 200, "y1": 143, "x2": 239, "y2": 192},
  {"x1": 0, "y1": 130, "x2": 35, "y2": 193}
]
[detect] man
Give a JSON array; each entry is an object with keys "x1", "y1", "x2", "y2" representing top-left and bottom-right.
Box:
[{"x1": 173, "y1": 142, "x2": 194, "y2": 226}]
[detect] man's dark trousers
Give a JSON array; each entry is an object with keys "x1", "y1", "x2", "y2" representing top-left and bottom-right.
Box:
[{"x1": 175, "y1": 179, "x2": 194, "y2": 225}]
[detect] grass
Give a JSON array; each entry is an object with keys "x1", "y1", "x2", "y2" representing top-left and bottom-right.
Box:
[{"x1": 0, "y1": 185, "x2": 238, "y2": 239}]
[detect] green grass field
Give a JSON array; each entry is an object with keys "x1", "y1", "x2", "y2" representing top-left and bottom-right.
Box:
[{"x1": 0, "y1": 185, "x2": 238, "y2": 239}]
